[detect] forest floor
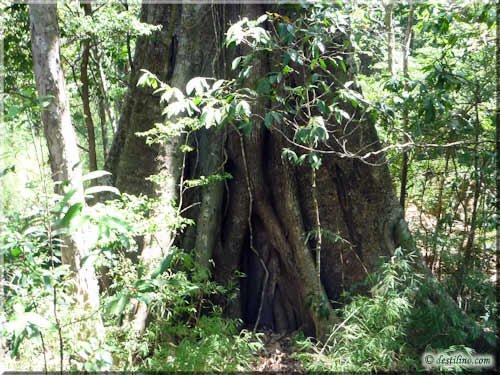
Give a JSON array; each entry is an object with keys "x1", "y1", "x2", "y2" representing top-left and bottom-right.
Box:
[{"x1": 249, "y1": 331, "x2": 305, "y2": 372}]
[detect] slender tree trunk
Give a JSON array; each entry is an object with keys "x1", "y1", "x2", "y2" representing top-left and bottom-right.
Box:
[
  {"x1": 399, "y1": 0, "x2": 414, "y2": 216},
  {"x1": 98, "y1": 96, "x2": 108, "y2": 158},
  {"x1": 121, "y1": 1, "x2": 134, "y2": 74},
  {"x1": 80, "y1": 4, "x2": 98, "y2": 172},
  {"x1": 93, "y1": 49, "x2": 117, "y2": 134},
  {"x1": 429, "y1": 147, "x2": 451, "y2": 272},
  {"x1": 400, "y1": 153, "x2": 409, "y2": 211},
  {"x1": 455, "y1": 99, "x2": 484, "y2": 301},
  {"x1": 456, "y1": 167, "x2": 483, "y2": 299},
  {"x1": 384, "y1": 2, "x2": 395, "y2": 76},
  {"x1": 29, "y1": 3, "x2": 100, "y2": 308}
]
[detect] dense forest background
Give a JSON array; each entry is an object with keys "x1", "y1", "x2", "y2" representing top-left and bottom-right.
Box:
[{"x1": 0, "y1": 0, "x2": 497, "y2": 372}]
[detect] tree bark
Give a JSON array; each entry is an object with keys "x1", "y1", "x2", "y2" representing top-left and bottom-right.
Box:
[
  {"x1": 29, "y1": 3, "x2": 100, "y2": 308},
  {"x1": 106, "y1": 5, "x2": 177, "y2": 192}
]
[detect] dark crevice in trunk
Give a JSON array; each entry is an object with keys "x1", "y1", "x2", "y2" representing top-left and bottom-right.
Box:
[{"x1": 240, "y1": 216, "x2": 310, "y2": 334}]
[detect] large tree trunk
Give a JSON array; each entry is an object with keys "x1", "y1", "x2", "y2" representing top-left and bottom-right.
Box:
[
  {"x1": 110, "y1": 4, "x2": 180, "y2": 331},
  {"x1": 29, "y1": 3, "x2": 100, "y2": 308},
  {"x1": 106, "y1": 3, "x2": 228, "y2": 331},
  {"x1": 108, "y1": 3, "x2": 400, "y2": 336},
  {"x1": 106, "y1": 4, "x2": 495, "y2": 351}
]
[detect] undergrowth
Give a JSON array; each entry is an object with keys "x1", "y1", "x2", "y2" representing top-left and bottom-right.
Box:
[
  {"x1": 0, "y1": 190, "x2": 263, "y2": 371},
  {"x1": 292, "y1": 248, "x2": 496, "y2": 372},
  {"x1": 1, "y1": 190, "x2": 495, "y2": 372}
]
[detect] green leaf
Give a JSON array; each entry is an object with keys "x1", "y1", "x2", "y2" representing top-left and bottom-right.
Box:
[
  {"x1": 294, "y1": 116, "x2": 329, "y2": 147},
  {"x1": 137, "y1": 70, "x2": 159, "y2": 89},
  {"x1": 239, "y1": 65, "x2": 253, "y2": 80},
  {"x1": 256, "y1": 14, "x2": 268, "y2": 24},
  {"x1": 212, "y1": 79, "x2": 225, "y2": 91},
  {"x1": 56, "y1": 188, "x2": 78, "y2": 213},
  {"x1": 236, "y1": 101, "x2": 251, "y2": 117},
  {"x1": 318, "y1": 58, "x2": 327, "y2": 70},
  {"x1": 101, "y1": 216, "x2": 131, "y2": 233},
  {"x1": 82, "y1": 170, "x2": 111, "y2": 182},
  {"x1": 10, "y1": 247, "x2": 21, "y2": 257},
  {"x1": 105, "y1": 293, "x2": 130, "y2": 316},
  {"x1": 265, "y1": 112, "x2": 274, "y2": 128},
  {"x1": 59, "y1": 203, "x2": 83, "y2": 228},
  {"x1": 25, "y1": 312, "x2": 50, "y2": 329},
  {"x1": 287, "y1": 49, "x2": 299, "y2": 63},
  {"x1": 339, "y1": 60, "x2": 347, "y2": 73},
  {"x1": 134, "y1": 279, "x2": 155, "y2": 293},
  {"x1": 281, "y1": 148, "x2": 298, "y2": 164},
  {"x1": 423, "y1": 98, "x2": 435, "y2": 123},
  {"x1": 335, "y1": 108, "x2": 350, "y2": 121},
  {"x1": 271, "y1": 111, "x2": 281, "y2": 124},
  {"x1": 317, "y1": 100, "x2": 328, "y2": 114},
  {"x1": 136, "y1": 292, "x2": 154, "y2": 304},
  {"x1": 231, "y1": 56, "x2": 242, "y2": 71},
  {"x1": 309, "y1": 115, "x2": 325, "y2": 129},
  {"x1": 186, "y1": 77, "x2": 210, "y2": 95},
  {"x1": 85, "y1": 185, "x2": 120, "y2": 196},
  {"x1": 42, "y1": 275, "x2": 52, "y2": 289},
  {"x1": 307, "y1": 153, "x2": 322, "y2": 170},
  {"x1": 163, "y1": 101, "x2": 187, "y2": 118},
  {"x1": 238, "y1": 120, "x2": 253, "y2": 136},
  {"x1": 200, "y1": 106, "x2": 216, "y2": 128},
  {"x1": 151, "y1": 253, "x2": 174, "y2": 279},
  {"x1": 263, "y1": 112, "x2": 282, "y2": 130},
  {"x1": 256, "y1": 78, "x2": 271, "y2": 95},
  {"x1": 225, "y1": 19, "x2": 246, "y2": 46},
  {"x1": 11, "y1": 334, "x2": 24, "y2": 358},
  {"x1": 161, "y1": 87, "x2": 184, "y2": 103}
]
